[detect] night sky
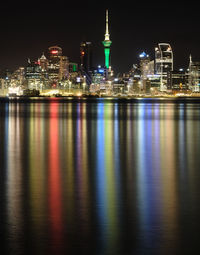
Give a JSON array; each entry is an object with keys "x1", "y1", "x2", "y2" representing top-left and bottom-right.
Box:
[{"x1": 0, "y1": 3, "x2": 199, "y2": 74}]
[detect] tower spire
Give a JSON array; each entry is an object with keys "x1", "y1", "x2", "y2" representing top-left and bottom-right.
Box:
[
  {"x1": 105, "y1": 9, "x2": 110, "y2": 41},
  {"x1": 189, "y1": 54, "x2": 192, "y2": 64},
  {"x1": 189, "y1": 54, "x2": 193, "y2": 71}
]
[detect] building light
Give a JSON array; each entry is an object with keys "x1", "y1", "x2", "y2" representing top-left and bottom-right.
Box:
[
  {"x1": 51, "y1": 50, "x2": 58, "y2": 54},
  {"x1": 139, "y1": 52, "x2": 147, "y2": 58}
]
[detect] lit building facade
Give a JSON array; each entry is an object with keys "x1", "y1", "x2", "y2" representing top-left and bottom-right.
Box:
[
  {"x1": 48, "y1": 46, "x2": 62, "y2": 83},
  {"x1": 48, "y1": 46, "x2": 69, "y2": 85},
  {"x1": 39, "y1": 53, "x2": 48, "y2": 72},
  {"x1": 25, "y1": 60, "x2": 42, "y2": 89},
  {"x1": 139, "y1": 52, "x2": 152, "y2": 92},
  {"x1": 167, "y1": 70, "x2": 188, "y2": 91},
  {"x1": 188, "y1": 55, "x2": 200, "y2": 92},
  {"x1": 155, "y1": 43, "x2": 173, "y2": 91},
  {"x1": 59, "y1": 56, "x2": 69, "y2": 80}
]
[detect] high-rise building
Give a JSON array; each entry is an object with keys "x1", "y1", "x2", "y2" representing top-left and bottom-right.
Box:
[
  {"x1": 12, "y1": 67, "x2": 25, "y2": 85},
  {"x1": 139, "y1": 52, "x2": 153, "y2": 77},
  {"x1": 80, "y1": 41, "x2": 93, "y2": 85},
  {"x1": 155, "y1": 43, "x2": 173, "y2": 91},
  {"x1": 80, "y1": 41, "x2": 93, "y2": 72},
  {"x1": 139, "y1": 52, "x2": 154, "y2": 93},
  {"x1": 25, "y1": 60, "x2": 41, "y2": 89},
  {"x1": 48, "y1": 46, "x2": 62, "y2": 82},
  {"x1": 39, "y1": 53, "x2": 48, "y2": 72},
  {"x1": 38, "y1": 53, "x2": 49, "y2": 89},
  {"x1": 167, "y1": 70, "x2": 187, "y2": 91},
  {"x1": 188, "y1": 55, "x2": 200, "y2": 92},
  {"x1": 59, "y1": 56, "x2": 69, "y2": 80},
  {"x1": 47, "y1": 46, "x2": 68, "y2": 85},
  {"x1": 102, "y1": 10, "x2": 112, "y2": 71}
]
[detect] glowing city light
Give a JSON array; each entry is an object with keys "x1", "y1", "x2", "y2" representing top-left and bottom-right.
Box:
[{"x1": 51, "y1": 50, "x2": 58, "y2": 54}]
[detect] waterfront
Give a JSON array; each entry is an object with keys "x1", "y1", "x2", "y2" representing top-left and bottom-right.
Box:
[{"x1": 1, "y1": 98, "x2": 200, "y2": 254}]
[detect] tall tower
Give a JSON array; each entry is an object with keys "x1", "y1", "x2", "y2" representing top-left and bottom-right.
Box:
[
  {"x1": 80, "y1": 42, "x2": 93, "y2": 73},
  {"x1": 102, "y1": 10, "x2": 112, "y2": 69},
  {"x1": 155, "y1": 43, "x2": 173, "y2": 91},
  {"x1": 80, "y1": 41, "x2": 93, "y2": 85}
]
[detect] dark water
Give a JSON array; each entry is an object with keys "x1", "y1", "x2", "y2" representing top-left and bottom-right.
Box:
[{"x1": 1, "y1": 98, "x2": 200, "y2": 255}]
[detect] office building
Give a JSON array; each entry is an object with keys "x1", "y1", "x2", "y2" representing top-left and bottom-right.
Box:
[
  {"x1": 47, "y1": 46, "x2": 69, "y2": 85},
  {"x1": 155, "y1": 43, "x2": 173, "y2": 91},
  {"x1": 167, "y1": 70, "x2": 188, "y2": 91},
  {"x1": 25, "y1": 60, "x2": 41, "y2": 89},
  {"x1": 80, "y1": 41, "x2": 93, "y2": 84},
  {"x1": 139, "y1": 52, "x2": 152, "y2": 92},
  {"x1": 39, "y1": 53, "x2": 48, "y2": 72},
  {"x1": 80, "y1": 42, "x2": 93, "y2": 72},
  {"x1": 188, "y1": 55, "x2": 200, "y2": 92}
]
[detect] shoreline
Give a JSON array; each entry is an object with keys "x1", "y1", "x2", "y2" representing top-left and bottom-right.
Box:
[{"x1": 1, "y1": 95, "x2": 200, "y2": 103}]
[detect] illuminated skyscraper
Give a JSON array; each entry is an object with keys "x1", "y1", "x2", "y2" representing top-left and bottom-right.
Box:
[
  {"x1": 80, "y1": 41, "x2": 93, "y2": 72},
  {"x1": 48, "y1": 46, "x2": 62, "y2": 82},
  {"x1": 59, "y1": 56, "x2": 69, "y2": 80},
  {"x1": 188, "y1": 55, "x2": 200, "y2": 92},
  {"x1": 39, "y1": 53, "x2": 49, "y2": 89},
  {"x1": 80, "y1": 41, "x2": 93, "y2": 84},
  {"x1": 139, "y1": 52, "x2": 152, "y2": 92},
  {"x1": 25, "y1": 60, "x2": 41, "y2": 89},
  {"x1": 139, "y1": 52, "x2": 151, "y2": 78},
  {"x1": 47, "y1": 46, "x2": 68, "y2": 84},
  {"x1": 102, "y1": 10, "x2": 112, "y2": 70},
  {"x1": 155, "y1": 43, "x2": 173, "y2": 91},
  {"x1": 39, "y1": 53, "x2": 48, "y2": 71}
]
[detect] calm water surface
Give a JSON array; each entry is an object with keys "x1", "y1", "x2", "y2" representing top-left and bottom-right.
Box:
[{"x1": 0, "y1": 98, "x2": 200, "y2": 255}]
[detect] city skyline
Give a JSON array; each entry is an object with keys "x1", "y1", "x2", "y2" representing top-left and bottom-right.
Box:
[
  {"x1": 1, "y1": 3, "x2": 200, "y2": 255},
  {"x1": 0, "y1": 5, "x2": 200, "y2": 73}
]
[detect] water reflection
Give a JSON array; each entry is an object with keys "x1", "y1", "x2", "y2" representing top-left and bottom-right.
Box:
[
  {"x1": 6, "y1": 103, "x2": 23, "y2": 254},
  {"x1": 48, "y1": 102, "x2": 63, "y2": 254},
  {"x1": 0, "y1": 99, "x2": 200, "y2": 254}
]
